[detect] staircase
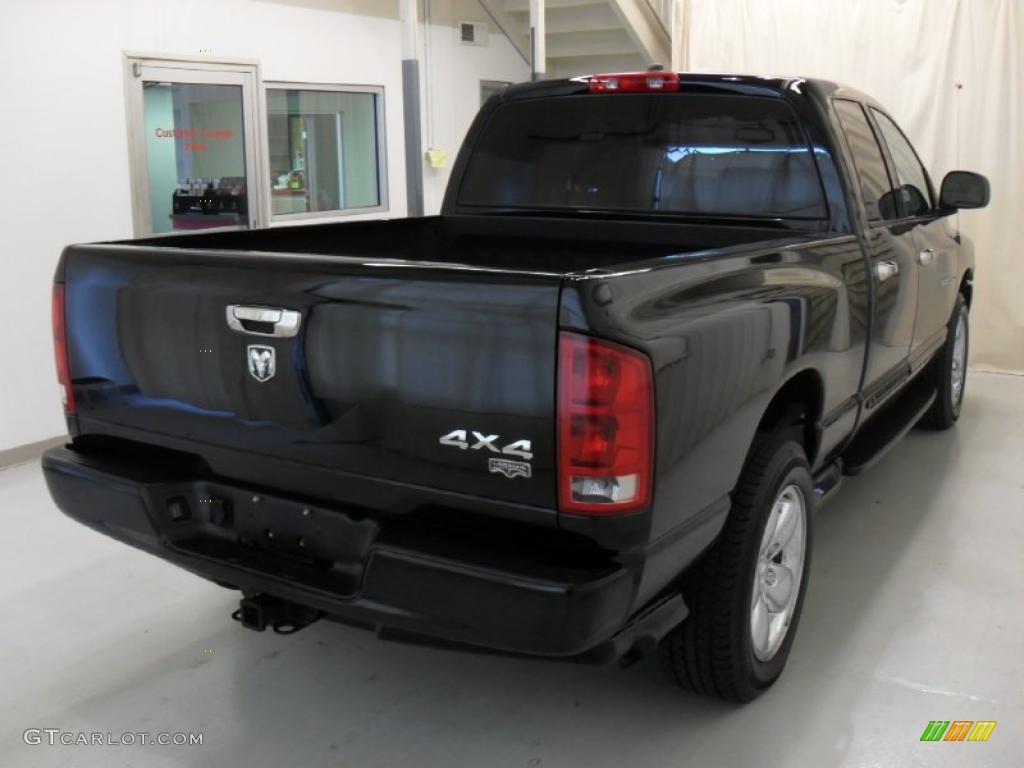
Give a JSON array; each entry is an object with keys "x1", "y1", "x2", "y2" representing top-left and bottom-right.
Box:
[{"x1": 482, "y1": 0, "x2": 674, "y2": 79}]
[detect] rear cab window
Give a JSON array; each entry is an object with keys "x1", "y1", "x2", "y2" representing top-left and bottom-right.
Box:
[{"x1": 456, "y1": 93, "x2": 829, "y2": 225}]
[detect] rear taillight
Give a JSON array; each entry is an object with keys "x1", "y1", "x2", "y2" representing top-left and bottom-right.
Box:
[
  {"x1": 587, "y1": 71, "x2": 680, "y2": 93},
  {"x1": 52, "y1": 283, "x2": 75, "y2": 413},
  {"x1": 557, "y1": 332, "x2": 653, "y2": 515}
]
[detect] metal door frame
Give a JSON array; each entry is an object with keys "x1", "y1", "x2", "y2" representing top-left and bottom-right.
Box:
[{"x1": 123, "y1": 53, "x2": 266, "y2": 236}]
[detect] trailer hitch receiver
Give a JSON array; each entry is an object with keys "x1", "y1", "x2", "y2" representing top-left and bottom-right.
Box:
[{"x1": 232, "y1": 594, "x2": 323, "y2": 635}]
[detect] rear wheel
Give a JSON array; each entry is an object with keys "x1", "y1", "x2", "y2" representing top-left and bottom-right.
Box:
[
  {"x1": 918, "y1": 293, "x2": 969, "y2": 430},
  {"x1": 660, "y1": 434, "x2": 814, "y2": 702}
]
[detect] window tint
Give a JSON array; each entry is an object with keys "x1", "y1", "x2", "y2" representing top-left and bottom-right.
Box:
[
  {"x1": 458, "y1": 94, "x2": 827, "y2": 220},
  {"x1": 871, "y1": 109, "x2": 932, "y2": 217},
  {"x1": 834, "y1": 99, "x2": 896, "y2": 222}
]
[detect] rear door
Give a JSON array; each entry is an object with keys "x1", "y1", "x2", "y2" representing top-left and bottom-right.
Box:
[
  {"x1": 834, "y1": 99, "x2": 919, "y2": 408},
  {"x1": 63, "y1": 245, "x2": 561, "y2": 509}
]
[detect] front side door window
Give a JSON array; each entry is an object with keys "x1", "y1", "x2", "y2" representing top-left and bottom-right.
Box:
[
  {"x1": 834, "y1": 100, "x2": 899, "y2": 222},
  {"x1": 870, "y1": 109, "x2": 933, "y2": 218}
]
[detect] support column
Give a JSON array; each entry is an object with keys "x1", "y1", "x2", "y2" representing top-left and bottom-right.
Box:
[
  {"x1": 530, "y1": 0, "x2": 546, "y2": 80},
  {"x1": 400, "y1": 0, "x2": 424, "y2": 217},
  {"x1": 670, "y1": 0, "x2": 688, "y2": 72}
]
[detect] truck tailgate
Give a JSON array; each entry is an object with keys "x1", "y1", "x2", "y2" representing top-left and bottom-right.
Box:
[{"x1": 61, "y1": 244, "x2": 561, "y2": 510}]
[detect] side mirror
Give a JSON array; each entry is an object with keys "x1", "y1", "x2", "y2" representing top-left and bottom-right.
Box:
[{"x1": 939, "y1": 171, "x2": 990, "y2": 210}]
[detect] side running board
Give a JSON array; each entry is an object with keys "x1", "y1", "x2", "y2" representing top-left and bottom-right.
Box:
[
  {"x1": 812, "y1": 460, "x2": 844, "y2": 507},
  {"x1": 841, "y1": 376, "x2": 936, "y2": 476}
]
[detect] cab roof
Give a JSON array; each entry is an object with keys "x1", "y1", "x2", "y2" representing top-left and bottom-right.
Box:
[{"x1": 497, "y1": 72, "x2": 846, "y2": 103}]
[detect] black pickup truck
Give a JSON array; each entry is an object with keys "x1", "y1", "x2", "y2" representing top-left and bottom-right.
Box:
[{"x1": 45, "y1": 72, "x2": 989, "y2": 701}]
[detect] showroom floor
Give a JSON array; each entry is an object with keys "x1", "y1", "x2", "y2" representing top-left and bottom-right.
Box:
[{"x1": 1, "y1": 371, "x2": 1021, "y2": 768}]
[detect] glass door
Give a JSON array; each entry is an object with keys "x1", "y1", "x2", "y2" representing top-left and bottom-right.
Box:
[{"x1": 126, "y1": 59, "x2": 262, "y2": 235}]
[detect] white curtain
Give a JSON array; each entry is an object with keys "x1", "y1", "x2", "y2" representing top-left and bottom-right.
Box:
[{"x1": 684, "y1": 0, "x2": 1023, "y2": 374}]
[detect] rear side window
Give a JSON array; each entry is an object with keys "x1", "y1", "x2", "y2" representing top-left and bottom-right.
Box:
[
  {"x1": 457, "y1": 94, "x2": 827, "y2": 220},
  {"x1": 871, "y1": 109, "x2": 933, "y2": 217},
  {"x1": 834, "y1": 99, "x2": 896, "y2": 222}
]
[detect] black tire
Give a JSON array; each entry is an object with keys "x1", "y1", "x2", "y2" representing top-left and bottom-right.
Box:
[
  {"x1": 659, "y1": 433, "x2": 814, "y2": 702},
  {"x1": 918, "y1": 294, "x2": 969, "y2": 430}
]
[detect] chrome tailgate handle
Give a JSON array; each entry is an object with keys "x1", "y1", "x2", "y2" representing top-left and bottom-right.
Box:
[{"x1": 226, "y1": 305, "x2": 302, "y2": 337}]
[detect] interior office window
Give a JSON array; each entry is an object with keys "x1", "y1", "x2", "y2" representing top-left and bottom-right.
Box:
[
  {"x1": 266, "y1": 88, "x2": 383, "y2": 217},
  {"x1": 871, "y1": 109, "x2": 933, "y2": 217},
  {"x1": 834, "y1": 100, "x2": 897, "y2": 222}
]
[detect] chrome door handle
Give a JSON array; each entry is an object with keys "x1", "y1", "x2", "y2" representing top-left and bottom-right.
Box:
[
  {"x1": 874, "y1": 260, "x2": 899, "y2": 283},
  {"x1": 918, "y1": 248, "x2": 936, "y2": 266},
  {"x1": 225, "y1": 305, "x2": 302, "y2": 337}
]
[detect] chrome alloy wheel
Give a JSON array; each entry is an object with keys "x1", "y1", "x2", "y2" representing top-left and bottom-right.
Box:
[
  {"x1": 750, "y1": 484, "x2": 807, "y2": 662},
  {"x1": 951, "y1": 311, "x2": 967, "y2": 405}
]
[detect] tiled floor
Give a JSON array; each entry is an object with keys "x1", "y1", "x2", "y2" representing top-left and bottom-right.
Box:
[{"x1": 1, "y1": 371, "x2": 1021, "y2": 767}]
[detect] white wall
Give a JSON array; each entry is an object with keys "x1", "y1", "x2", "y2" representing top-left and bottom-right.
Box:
[
  {"x1": 0, "y1": 0, "x2": 528, "y2": 451},
  {"x1": 684, "y1": 0, "x2": 1024, "y2": 374},
  {"x1": 420, "y1": 1, "x2": 531, "y2": 212}
]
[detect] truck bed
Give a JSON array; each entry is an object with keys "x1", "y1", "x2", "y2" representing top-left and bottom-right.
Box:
[
  {"x1": 131, "y1": 214, "x2": 809, "y2": 273},
  {"x1": 59, "y1": 213, "x2": 813, "y2": 526}
]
